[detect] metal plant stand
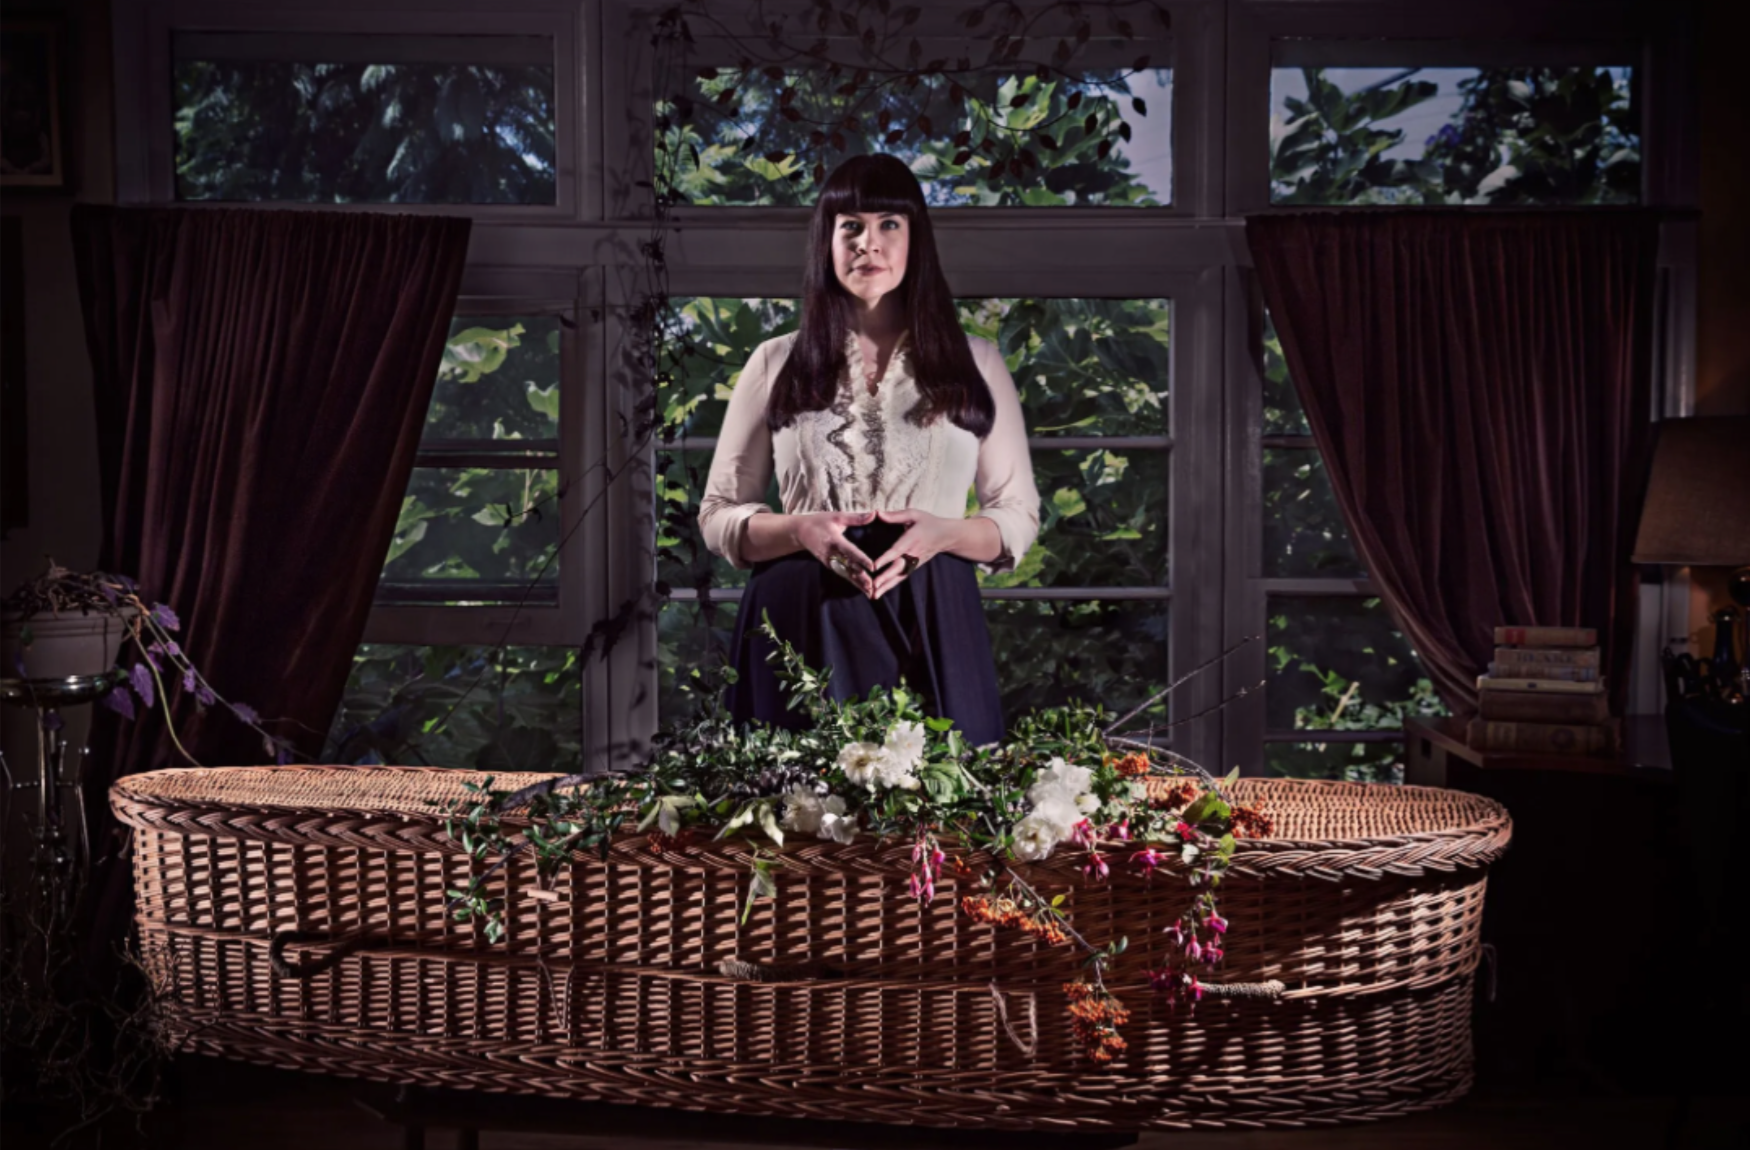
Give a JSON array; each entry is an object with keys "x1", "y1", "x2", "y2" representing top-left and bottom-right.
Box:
[{"x1": 0, "y1": 674, "x2": 115, "y2": 927}]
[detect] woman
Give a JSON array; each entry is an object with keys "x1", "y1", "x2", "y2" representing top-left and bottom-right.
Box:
[{"x1": 699, "y1": 154, "x2": 1040, "y2": 747}]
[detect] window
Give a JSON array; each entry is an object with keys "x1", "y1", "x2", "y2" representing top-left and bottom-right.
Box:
[
  {"x1": 173, "y1": 33, "x2": 559, "y2": 204},
  {"x1": 1269, "y1": 62, "x2": 1639, "y2": 206},
  {"x1": 664, "y1": 66, "x2": 1173, "y2": 206},
  {"x1": 326, "y1": 306, "x2": 587, "y2": 770}
]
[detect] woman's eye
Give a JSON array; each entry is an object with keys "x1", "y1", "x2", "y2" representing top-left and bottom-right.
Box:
[{"x1": 881, "y1": 219, "x2": 900, "y2": 230}]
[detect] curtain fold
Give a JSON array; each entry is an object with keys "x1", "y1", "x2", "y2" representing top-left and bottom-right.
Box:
[
  {"x1": 69, "y1": 205, "x2": 470, "y2": 958},
  {"x1": 1246, "y1": 211, "x2": 1658, "y2": 717}
]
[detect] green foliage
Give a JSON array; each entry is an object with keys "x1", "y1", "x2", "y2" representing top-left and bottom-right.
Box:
[
  {"x1": 1271, "y1": 65, "x2": 1638, "y2": 206},
  {"x1": 174, "y1": 59, "x2": 556, "y2": 203},
  {"x1": 1266, "y1": 740, "x2": 1406, "y2": 785},
  {"x1": 663, "y1": 67, "x2": 1168, "y2": 207},
  {"x1": 324, "y1": 644, "x2": 583, "y2": 771}
]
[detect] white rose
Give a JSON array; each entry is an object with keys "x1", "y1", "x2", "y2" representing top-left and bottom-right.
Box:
[
  {"x1": 1029, "y1": 756, "x2": 1092, "y2": 804},
  {"x1": 818, "y1": 807, "x2": 858, "y2": 844},
  {"x1": 1011, "y1": 814, "x2": 1060, "y2": 862},
  {"x1": 837, "y1": 742, "x2": 890, "y2": 789},
  {"x1": 1075, "y1": 792, "x2": 1100, "y2": 815},
  {"x1": 779, "y1": 785, "x2": 827, "y2": 835},
  {"x1": 873, "y1": 753, "x2": 921, "y2": 792},
  {"x1": 884, "y1": 719, "x2": 926, "y2": 771}
]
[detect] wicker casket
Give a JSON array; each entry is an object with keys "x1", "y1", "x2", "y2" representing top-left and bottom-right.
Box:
[{"x1": 115, "y1": 765, "x2": 1511, "y2": 1132}]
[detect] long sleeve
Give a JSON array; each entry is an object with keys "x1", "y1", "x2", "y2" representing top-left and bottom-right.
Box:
[
  {"x1": 699, "y1": 339, "x2": 778, "y2": 569},
  {"x1": 969, "y1": 339, "x2": 1041, "y2": 575}
]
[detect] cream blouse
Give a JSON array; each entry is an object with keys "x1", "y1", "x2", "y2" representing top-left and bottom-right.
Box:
[{"x1": 699, "y1": 331, "x2": 1041, "y2": 574}]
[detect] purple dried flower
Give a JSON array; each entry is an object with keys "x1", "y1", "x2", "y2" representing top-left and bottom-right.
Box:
[
  {"x1": 102, "y1": 689, "x2": 136, "y2": 720},
  {"x1": 129, "y1": 663, "x2": 156, "y2": 709},
  {"x1": 195, "y1": 682, "x2": 216, "y2": 707},
  {"x1": 232, "y1": 702, "x2": 260, "y2": 724},
  {"x1": 150, "y1": 603, "x2": 181, "y2": 631},
  {"x1": 182, "y1": 669, "x2": 199, "y2": 693}
]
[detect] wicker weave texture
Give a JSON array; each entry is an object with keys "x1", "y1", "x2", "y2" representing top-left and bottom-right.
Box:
[{"x1": 118, "y1": 766, "x2": 1510, "y2": 1131}]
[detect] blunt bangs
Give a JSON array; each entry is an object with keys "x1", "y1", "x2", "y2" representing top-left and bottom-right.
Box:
[{"x1": 816, "y1": 154, "x2": 925, "y2": 221}]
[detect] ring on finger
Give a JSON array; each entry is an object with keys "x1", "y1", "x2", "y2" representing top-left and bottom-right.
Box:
[
  {"x1": 901, "y1": 554, "x2": 920, "y2": 578},
  {"x1": 828, "y1": 552, "x2": 850, "y2": 577}
]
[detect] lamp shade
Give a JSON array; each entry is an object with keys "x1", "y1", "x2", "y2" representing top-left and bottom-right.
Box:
[{"x1": 1631, "y1": 416, "x2": 1750, "y2": 565}]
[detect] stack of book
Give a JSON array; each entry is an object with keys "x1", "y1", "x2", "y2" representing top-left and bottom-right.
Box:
[{"x1": 1467, "y1": 626, "x2": 1614, "y2": 756}]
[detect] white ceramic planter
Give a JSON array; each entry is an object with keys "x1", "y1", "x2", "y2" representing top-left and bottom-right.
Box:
[{"x1": 1, "y1": 610, "x2": 134, "y2": 680}]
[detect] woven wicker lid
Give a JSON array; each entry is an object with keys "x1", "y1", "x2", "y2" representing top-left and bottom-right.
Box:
[{"x1": 114, "y1": 765, "x2": 1510, "y2": 863}]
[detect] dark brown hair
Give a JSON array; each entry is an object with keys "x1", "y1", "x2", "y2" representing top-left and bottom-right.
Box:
[{"x1": 766, "y1": 154, "x2": 994, "y2": 437}]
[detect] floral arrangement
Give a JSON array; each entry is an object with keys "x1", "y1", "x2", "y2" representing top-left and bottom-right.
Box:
[
  {"x1": 3, "y1": 561, "x2": 288, "y2": 764},
  {"x1": 444, "y1": 617, "x2": 1271, "y2": 1064}
]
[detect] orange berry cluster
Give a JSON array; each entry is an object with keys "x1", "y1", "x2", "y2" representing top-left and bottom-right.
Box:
[
  {"x1": 1153, "y1": 781, "x2": 1201, "y2": 810},
  {"x1": 1229, "y1": 804, "x2": 1275, "y2": 839},
  {"x1": 1113, "y1": 752, "x2": 1152, "y2": 778},
  {"x1": 1064, "y1": 980, "x2": 1131, "y2": 1065},
  {"x1": 959, "y1": 894, "x2": 1070, "y2": 946}
]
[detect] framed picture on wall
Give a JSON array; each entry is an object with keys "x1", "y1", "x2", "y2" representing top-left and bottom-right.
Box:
[{"x1": 0, "y1": 20, "x2": 65, "y2": 189}]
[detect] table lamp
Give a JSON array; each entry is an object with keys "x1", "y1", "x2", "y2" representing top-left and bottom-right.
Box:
[{"x1": 1632, "y1": 417, "x2": 1750, "y2": 765}]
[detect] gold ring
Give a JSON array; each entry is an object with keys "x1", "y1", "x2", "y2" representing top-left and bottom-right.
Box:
[
  {"x1": 902, "y1": 555, "x2": 920, "y2": 577},
  {"x1": 829, "y1": 553, "x2": 849, "y2": 575}
]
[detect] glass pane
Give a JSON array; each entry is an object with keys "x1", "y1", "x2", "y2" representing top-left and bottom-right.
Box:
[
  {"x1": 657, "y1": 598, "x2": 739, "y2": 727},
  {"x1": 1270, "y1": 65, "x2": 1638, "y2": 206},
  {"x1": 661, "y1": 298, "x2": 801, "y2": 439},
  {"x1": 664, "y1": 296, "x2": 1170, "y2": 441},
  {"x1": 962, "y1": 298, "x2": 1171, "y2": 437},
  {"x1": 1266, "y1": 740, "x2": 1404, "y2": 785},
  {"x1": 1266, "y1": 597, "x2": 1447, "y2": 732},
  {"x1": 984, "y1": 599, "x2": 1169, "y2": 727},
  {"x1": 663, "y1": 68, "x2": 1171, "y2": 207},
  {"x1": 1263, "y1": 448, "x2": 1363, "y2": 578},
  {"x1": 655, "y1": 450, "x2": 777, "y2": 594},
  {"x1": 174, "y1": 51, "x2": 557, "y2": 203},
  {"x1": 429, "y1": 315, "x2": 562, "y2": 442},
  {"x1": 1260, "y1": 310, "x2": 1307, "y2": 436},
  {"x1": 982, "y1": 447, "x2": 1168, "y2": 588},
  {"x1": 381, "y1": 467, "x2": 560, "y2": 590},
  {"x1": 326, "y1": 644, "x2": 581, "y2": 770}
]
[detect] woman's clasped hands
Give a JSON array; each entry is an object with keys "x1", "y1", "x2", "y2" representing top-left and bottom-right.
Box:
[{"x1": 798, "y1": 507, "x2": 957, "y2": 600}]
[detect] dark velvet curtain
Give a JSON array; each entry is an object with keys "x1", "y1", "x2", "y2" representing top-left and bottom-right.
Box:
[
  {"x1": 69, "y1": 206, "x2": 470, "y2": 957},
  {"x1": 1246, "y1": 211, "x2": 1658, "y2": 717}
]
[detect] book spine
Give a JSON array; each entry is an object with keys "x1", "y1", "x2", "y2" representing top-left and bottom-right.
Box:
[
  {"x1": 1494, "y1": 626, "x2": 1598, "y2": 648},
  {"x1": 1489, "y1": 646, "x2": 1601, "y2": 668},
  {"x1": 1466, "y1": 718, "x2": 1611, "y2": 756},
  {"x1": 1487, "y1": 661, "x2": 1599, "y2": 682},
  {"x1": 1476, "y1": 675, "x2": 1605, "y2": 695},
  {"x1": 1477, "y1": 691, "x2": 1611, "y2": 724}
]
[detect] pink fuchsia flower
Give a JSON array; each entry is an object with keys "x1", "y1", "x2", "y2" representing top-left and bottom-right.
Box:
[
  {"x1": 1164, "y1": 921, "x2": 1184, "y2": 946},
  {"x1": 1186, "y1": 939, "x2": 1203, "y2": 963},
  {"x1": 1071, "y1": 818, "x2": 1096, "y2": 847},
  {"x1": 1108, "y1": 818, "x2": 1131, "y2": 842},
  {"x1": 1174, "y1": 820, "x2": 1196, "y2": 840},
  {"x1": 1082, "y1": 852, "x2": 1109, "y2": 881},
  {"x1": 929, "y1": 848, "x2": 945, "y2": 875},
  {"x1": 1204, "y1": 943, "x2": 1225, "y2": 965},
  {"x1": 1207, "y1": 913, "x2": 1228, "y2": 935},
  {"x1": 911, "y1": 839, "x2": 924, "y2": 863},
  {"x1": 1130, "y1": 847, "x2": 1163, "y2": 873}
]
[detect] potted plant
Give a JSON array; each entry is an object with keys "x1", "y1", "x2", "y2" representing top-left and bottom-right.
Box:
[{"x1": 1, "y1": 560, "x2": 288, "y2": 763}]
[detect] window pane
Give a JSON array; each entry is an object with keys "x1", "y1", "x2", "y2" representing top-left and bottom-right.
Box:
[
  {"x1": 1260, "y1": 310, "x2": 1308, "y2": 436},
  {"x1": 381, "y1": 467, "x2": 560, "y2": 592},
  {"x1": 985, "y1": 600, "x2": 1169, "y2": 726},
  {"x1": 326, "y1": 643, "x2": 581, "y2": 770},
  {"x1": 655, "y1": 450, "x2": 775, "y2": 594},
  {"x1": 963, "y1": 298, "x2": 1171, "y2": 438},
  {"x1": 664, "y1": 296, "x2": 1171, "y2": 441},
  {"x1": 657, "y1": 598, "x2": 739, "y2": 727},
  {"x1": 174, "y1": 48, "x2": 557, "y2": 203},
  {"x1": 1266, "y1": 597, "x2": 1447, "y2": 732},
  {"x1": 1266, "y1": 740, "x2": 1403, "y2": 784},
  {"x1": 664, "y1": 68, "x2": 1172, "y2": 207},
  {"x1": 1270, "y1": 66, "x2": 1638, "y2": 206},
  {"x1": 1263, "y1": 447, "x2": 1362, "y2": 578},
  {"x1": 429, "y1": 316, "x2": 562, "y2": 441},
  {"x1": 985, "y1": 447, "x2": 1168, "y2": 588}
]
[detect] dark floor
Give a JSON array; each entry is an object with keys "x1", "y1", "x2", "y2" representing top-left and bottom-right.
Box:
[{"x1": 2, "y1": 1055, "x2": 1745, "y2": 1150}]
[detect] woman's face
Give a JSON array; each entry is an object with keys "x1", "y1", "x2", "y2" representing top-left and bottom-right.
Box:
[{"x1": 831, "y1": 212, "x2": 909, "y2": 308}]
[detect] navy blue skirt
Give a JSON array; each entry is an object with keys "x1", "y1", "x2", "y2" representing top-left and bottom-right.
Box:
[{"x1": 727, "y1": 521, "x2": 1005, "y2": 746}]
